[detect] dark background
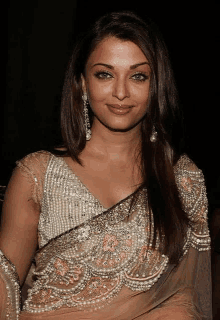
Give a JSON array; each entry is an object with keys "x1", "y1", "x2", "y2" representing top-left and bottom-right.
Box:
[
  {"x1": 2, "y1": 2, "x2": 220, "y2": 317},
  {"x1": 2, "y1": 1, "x2": 220, "y2": 213}
]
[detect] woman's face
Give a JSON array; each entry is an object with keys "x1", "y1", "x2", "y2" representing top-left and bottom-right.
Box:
[{"x1": 82, "y1": 36, "x2": 151, "y2": 133}]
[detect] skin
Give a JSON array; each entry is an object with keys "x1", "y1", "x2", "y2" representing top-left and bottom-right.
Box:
[
  {"x1": 0, "y1": 37, "x2": 151, "y2": 298},
  {"x1": 0, "y1": 37, "x2": 194, "y2": 319},
  {"x1": 65, "y1": 36, "x2": 151, "y2": 209},
  {"x1": 82, "y1": 36, "x2": 151, "y2": 134}
]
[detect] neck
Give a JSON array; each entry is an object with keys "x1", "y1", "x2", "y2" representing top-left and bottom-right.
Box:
[{"x1": 85, "y1": 121, "x2": 142, "y2": 162}]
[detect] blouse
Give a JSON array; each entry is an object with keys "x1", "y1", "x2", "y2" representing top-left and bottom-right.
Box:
[{"x1": 0, "y1": 151, "x2": 212, "y2": 319}]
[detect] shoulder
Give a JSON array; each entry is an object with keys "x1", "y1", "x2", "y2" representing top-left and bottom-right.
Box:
[
  {"x1": 174, "y1": 154, "x2": 208, "y2": 217},
  {"x1": 13, "y1": 150, "x2": 56, "y2": 205},
  {"x1": 174, "y1": 154, "x2": 205, "y2": 189},
  {"x1": 14, "y1": 151, "x2": 54, "y2": 205},
  {"x1": 16, "y1": 150, "x2": 52, "y2": 168},
  {"x1": 174, "y1": 154, "x2": 203, "y2": 176},
  {"x1": 174, "y1": 155, "x2": 211, "y2": 251},
  {"x1": 174, "y1": 153, "x2": 205, "y2": 188},
  {"x1": 15, "y1": 150, "x2": 54, "y2": 178}
]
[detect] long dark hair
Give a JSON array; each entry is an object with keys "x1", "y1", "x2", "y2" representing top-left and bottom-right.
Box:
[{"x1": 57, "y1": 11, "x2": 189, "y2": 264}]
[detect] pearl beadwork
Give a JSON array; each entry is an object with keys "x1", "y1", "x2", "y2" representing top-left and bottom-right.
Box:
[{"x1": 18, "y1": 153, "x2": 211, "y2": 314}]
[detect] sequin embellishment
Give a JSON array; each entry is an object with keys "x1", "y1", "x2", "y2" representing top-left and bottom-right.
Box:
[
  {"x1": 21, "y1": 153, "x2": 210, "y2": 314},
  {"x1": 0, "y1": 250, "x2": 21, "y2": 319}
]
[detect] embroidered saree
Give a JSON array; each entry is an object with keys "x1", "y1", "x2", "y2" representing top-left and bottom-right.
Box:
[{"x1": 0, "y1": 151, "x2": 212, "y2": 319}]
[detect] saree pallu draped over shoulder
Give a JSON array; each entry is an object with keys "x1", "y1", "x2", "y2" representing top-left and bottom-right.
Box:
[
  {"x1": 20, "y1": 188, "x2": 211, "y2": 319},
  {"x1": 0, "y1": 153, "x2": 212, "y2": 319}
]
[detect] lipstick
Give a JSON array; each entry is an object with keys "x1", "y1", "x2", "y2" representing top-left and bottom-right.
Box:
[{"x1": 107, "y1": 104, "x2": 132, "y2": 115}]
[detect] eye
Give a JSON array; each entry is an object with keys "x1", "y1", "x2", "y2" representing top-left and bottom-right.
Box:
[
  {"x1": 94, "y1": 71, "x2": 113, "y2": 80},
  {"x1": 131, "y1": 73, "x2": 149, "y2": 82}
]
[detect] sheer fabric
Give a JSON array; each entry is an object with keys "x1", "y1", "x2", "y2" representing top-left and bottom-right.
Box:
[
  {"x1": 0, "y1": 151, "x2": 212, "y2": 319},
  {"x1": 0, "y1": 250, "x2": 21, "y2": 319}
]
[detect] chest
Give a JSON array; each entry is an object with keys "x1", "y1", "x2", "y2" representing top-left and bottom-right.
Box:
[{"x1": 64, "y1": 157, "x2": 142, "y2": 209}]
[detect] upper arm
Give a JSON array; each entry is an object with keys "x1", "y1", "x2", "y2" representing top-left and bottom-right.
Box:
[
  {"x1": 175, "y1": 155, "x2": 210, "y2": 235},
  {"x1": 0, "y1": 166, "x2": 40, "y2": 286},
  {"x1": 173, "y1": 155, "x2": 212, "y2": 318}
]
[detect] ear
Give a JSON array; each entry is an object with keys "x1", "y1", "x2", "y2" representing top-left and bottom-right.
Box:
[{"x1": 81, "y1": 74, "x2": 87, "y2": 94}]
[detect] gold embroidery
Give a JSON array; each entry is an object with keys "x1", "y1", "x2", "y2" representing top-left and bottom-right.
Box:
[{"x1": 18, "y1": 153, "x2": 211, "y2": 314}]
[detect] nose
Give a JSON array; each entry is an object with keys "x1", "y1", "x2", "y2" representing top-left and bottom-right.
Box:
[{"x1": 112, "y1": 77, "x2": 130, "y2": 101}]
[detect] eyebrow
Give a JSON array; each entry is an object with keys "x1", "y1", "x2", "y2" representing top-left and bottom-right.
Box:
[{"x1": 91, "y1": 62, "x2": 149, "y2": 70}]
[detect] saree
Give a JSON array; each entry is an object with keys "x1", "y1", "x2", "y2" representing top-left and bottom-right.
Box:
[{"x1": 0, "y1": 151, "x2": 212, "y2": 319}]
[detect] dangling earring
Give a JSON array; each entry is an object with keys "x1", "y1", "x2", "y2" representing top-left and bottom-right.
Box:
[
  {"x1": 150, "y1": 125, "x2": 158, "y2": 142},
  {"x1": 82, "y1": 92, "x2": 91, "y2": 141}
]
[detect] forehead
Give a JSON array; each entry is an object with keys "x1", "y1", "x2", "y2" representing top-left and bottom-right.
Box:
[{"x1": 86, "y1": 36, "x2": 148, "y2": 67}]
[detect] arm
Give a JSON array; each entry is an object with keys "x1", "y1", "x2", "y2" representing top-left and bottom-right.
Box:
[
  {"x1": 162, "y1": 155, "x2": 212, "y2": 319},
  {"x1": 0, "y1": 167, "x2": 39, "y2": 318},
  {"x1": 147, "y1": 155, "x2": 212, "y2": 320}
]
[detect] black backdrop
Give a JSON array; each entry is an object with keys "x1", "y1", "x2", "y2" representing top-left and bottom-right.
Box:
[{"x1": 2, "y1": 0, "x2": 220, "y2": 214}]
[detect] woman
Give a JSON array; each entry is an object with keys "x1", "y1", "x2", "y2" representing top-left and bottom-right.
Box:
[{"x1": 0, "y1": 11, "x2": 212, "y2": 319}]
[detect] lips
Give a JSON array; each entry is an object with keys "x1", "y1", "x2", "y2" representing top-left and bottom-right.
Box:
[
  {"x1": 107, "y1": 104, "x2": 133, "y2": 115},
  {"x1": 107, "y1": 104, "x2": 132, "y2": 109}
]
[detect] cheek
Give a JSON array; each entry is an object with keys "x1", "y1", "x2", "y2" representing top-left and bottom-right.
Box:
[
  {"x1": 138, "y1": 91, "x2": 149, "y2": 104},
  {"x1": 130, "y1": 84, "x2": 150, "y2": 104},
  {"x1": 87, "y1": 77, "x2": 150, "y2": 105},
  {"x1": 87, "y1": 81, "x2": 111, "y2": 103}
]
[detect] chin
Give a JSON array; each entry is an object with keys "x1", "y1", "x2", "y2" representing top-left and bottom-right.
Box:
[
  {"x1": 92, "y1": 114, "x2": 145, "y2": 133},
  {"x1": 101, "y1": 120, "x2": 142, "y2": 133}
]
